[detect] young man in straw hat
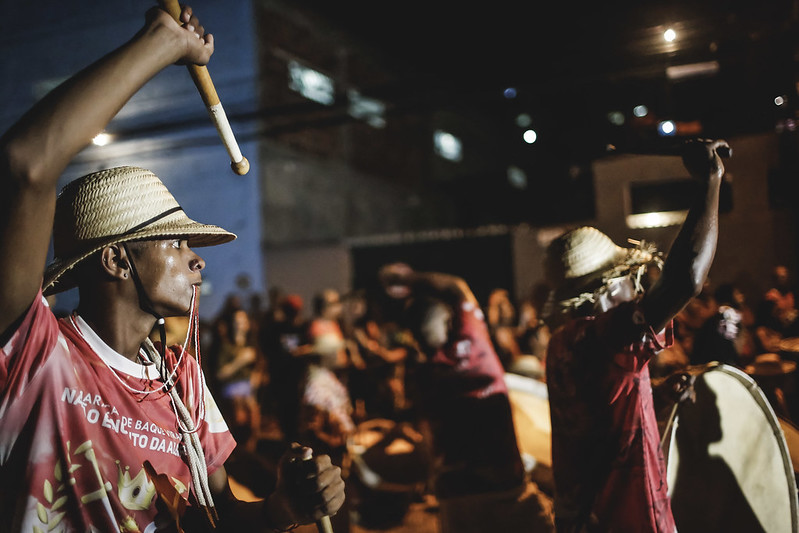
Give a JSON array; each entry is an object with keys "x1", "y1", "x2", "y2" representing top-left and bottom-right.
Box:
[
  {"x1": 0, "y1": 5, "x2": 343, "y2": 532},
  {"x1": 543, "y1": 139, "x2": 730, "y2": 532}
]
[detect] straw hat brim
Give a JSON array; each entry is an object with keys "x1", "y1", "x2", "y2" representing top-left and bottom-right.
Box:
[
  {"x1": 43, "y1": 222, "x2": 235, "y2": 296},
  {"x1": 553, "y1": 246, "x2": 655, "y2": 303}
]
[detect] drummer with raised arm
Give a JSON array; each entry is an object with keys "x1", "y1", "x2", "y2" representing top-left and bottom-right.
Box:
[{"x1": 542, "y1": 139, "x2": 730, "y2": 532}]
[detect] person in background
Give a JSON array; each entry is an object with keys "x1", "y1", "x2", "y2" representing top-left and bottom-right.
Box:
[
  {"x1": 0, "y1": 5, "x2": 343, "y2": 530},
  {"x1": 517, "y1": 296, "x2": 551, "y2": 363},
  {"x1": 295, "y1": 288, "x2": 358, "y2": 533},
  {"x1": 348, "y1": 299, "x2": 411, "y2": 421},
  {"x1": 378, "y1": 263, "x2": 555, "y2": 533},
  {"x1": 543, "y1": 139, "x2": 729, "y2": 532},
  {"x1": 211, "y1": 306, "x2": 264, "y2": 452},
  {"x1": 259, "y1": 293, "x2": 307, "y2": 443},
  {"x1": 691, "y1": 282, "x2": 754, "y2": 367},
  {"x1": 511, "y1": 296, "x2": 550, "y2": 380},
  {"x1": 486, "y1": 288, "x2": 523, "y2": 370},
  {"x1": 755, "y1": 264, "x2": 799, "y2": 353}
]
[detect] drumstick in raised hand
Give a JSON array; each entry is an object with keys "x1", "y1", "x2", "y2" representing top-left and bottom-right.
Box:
[{"x1": 158, "y1": 0, "x2": 250, "y2": 175}]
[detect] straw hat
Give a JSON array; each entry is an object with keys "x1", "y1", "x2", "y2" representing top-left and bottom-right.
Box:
[
  {"x1": 546, "y1": 226, "x2": 660, "y2": 308},
  {"x1": 43, "y1": 166, "x2": 236, "y2": 296}
]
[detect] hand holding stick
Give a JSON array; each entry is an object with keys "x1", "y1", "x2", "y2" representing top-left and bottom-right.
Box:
[
  {"x1": 158, "y1": 0, "x2": 250, "y2": 175},
  {"x1": 301, "y1": 454, "x2": 334, "y2": 533}
]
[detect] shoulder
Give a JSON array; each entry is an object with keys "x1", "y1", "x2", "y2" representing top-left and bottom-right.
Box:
[{"x1": 3, "y1": 291, "x2": 60, "y2": 352}]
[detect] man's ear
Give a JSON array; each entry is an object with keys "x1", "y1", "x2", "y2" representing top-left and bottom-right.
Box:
[{"x1": 99, "y1": 244, "x2": 130, "y2": 280}]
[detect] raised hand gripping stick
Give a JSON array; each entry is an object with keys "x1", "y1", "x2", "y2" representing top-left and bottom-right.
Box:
[{"x1": 158, "y1": 0, "x2": 250, "y2": 175}]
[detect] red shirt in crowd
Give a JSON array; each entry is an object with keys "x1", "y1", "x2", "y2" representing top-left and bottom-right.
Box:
[
  {"x1": 546, "y1": 300, "x2": 676, "y2": 532},
  {"x1": 418, "y1": 301, "x2": 524, "y2": 498}
]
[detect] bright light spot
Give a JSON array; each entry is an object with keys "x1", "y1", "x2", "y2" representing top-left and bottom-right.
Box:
[
  {"x1": 515, "y1": 113, "x2": 532, "y2": 127},
  {"x1": 658, "y1": 120, "x2": 676, "y2": 136},
  {"x1": 664, "y1": 28, "x2": 677, "y2": 42},
  {"x1": 507, "y1": 166, "x2": 527, "y2": 189},
  {"x1": 633, "y1": 105, "x2": 649, "y2": 117},
  {"x1": 288, "y1": 60, "x2": 335, "y2": 105},
  {"x1": 775, "y1": 95, "x2": 786, "y2": 106},
  {"x1": 92, "y1": 132, "x2": 112, "y2": 146},
  {"x1": 626, "y1": 211, "x2": 687, "y2": 229},
  {"x1": 523, "y1": 129, "x2": 538, "y2": 144},
  {"x1": 504, "y1": 87, "x2": 517, "y2": 99},
  {"x1": 607, "y1": 111, "x2": 625, "y2": 126},
  {"x1": 433, "y1": 130, "x2": 463, "y2": 162}
]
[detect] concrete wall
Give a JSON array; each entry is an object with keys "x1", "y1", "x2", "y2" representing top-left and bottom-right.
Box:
[{"x1": 263, "y1": 243, "x2": 352, "y2": 314}]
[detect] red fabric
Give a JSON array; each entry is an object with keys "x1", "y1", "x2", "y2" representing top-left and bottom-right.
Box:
[
  {"x1": 429, "y1": 302, "x2": 508, "y2": 399},
  {"x1": 0, "y1": 291, "x2": 236, "y2": 532},
  {"x1": 419, "y1": 302, "x2": 524, "y2": 498},
  {"x1": 546, "y1": 300, "x2": 676, "y2": 533}
]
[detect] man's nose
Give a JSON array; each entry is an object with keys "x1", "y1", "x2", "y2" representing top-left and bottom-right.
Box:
[{"x1": 190, "y1": 251, "x2": 205, "y2": 271}]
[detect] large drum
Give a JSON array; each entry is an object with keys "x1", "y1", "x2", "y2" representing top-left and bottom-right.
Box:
[{"x1": 665, "y1": 363, "x2": 799, "y2": 532}]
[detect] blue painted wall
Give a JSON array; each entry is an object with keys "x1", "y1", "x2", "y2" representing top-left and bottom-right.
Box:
[{"x1": 0, "y1": 0, "x2": 263, "y2": 319}]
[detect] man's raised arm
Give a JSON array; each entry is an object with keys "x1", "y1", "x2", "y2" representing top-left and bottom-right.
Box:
[
  {"x1": 0, "y1": 6, "x2": 213, "y2": 335},
  {"x1": 642, "y1": 138, "x2": 730, "y2": 333}
]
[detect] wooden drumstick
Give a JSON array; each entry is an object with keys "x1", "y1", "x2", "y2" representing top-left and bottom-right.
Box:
[
  {"x1": 158, "y1": 0, "x2": 250, "y2": 175},
  {"x1": 659, "y1": 401, "x2": 679, "y2": 451}
]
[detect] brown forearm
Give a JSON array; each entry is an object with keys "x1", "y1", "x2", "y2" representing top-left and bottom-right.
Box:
[
  {"x1": 2, "y1": 23, "x2": 185, "y2": 186},
  {"x1": 644, "y1": 175, "x2": 722, "y2": 331},
  {"x1": 0, "y1": 12, "x2": 191, "y2": 334}
]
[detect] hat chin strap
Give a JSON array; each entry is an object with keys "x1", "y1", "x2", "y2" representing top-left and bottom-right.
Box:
[
  {"x1": 121, "y1": 244, "x2": 218, "y2": 523},
  {"x1": 121, "y1": 244, "x2": 168, "y2": 365}
]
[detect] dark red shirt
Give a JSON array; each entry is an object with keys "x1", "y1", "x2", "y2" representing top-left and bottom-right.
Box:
[
  {"x1": 418, "y1": 302, "x2": 523, "y2": 498},
  {"x1": 546, "y1": 300, "x2": 676, "y2": 532}
]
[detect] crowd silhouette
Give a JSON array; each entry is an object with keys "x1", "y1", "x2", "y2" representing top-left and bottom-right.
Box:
[{"x1": 194, "y1": 260, "x2": 799, "y2": 532}]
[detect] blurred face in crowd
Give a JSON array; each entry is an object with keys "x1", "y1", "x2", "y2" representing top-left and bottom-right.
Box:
[
  {"x1": 232, "y1": 309, "x2": 251, "y2": 335},
  {"x1": 775, "y1": 265, "x2": 791, "y2": 291},
  {"x1": 321, "y1": 289, "x2": 342, "y2": 319},
  {"x1": 417, "y1": 301, "x2": 452, "y2": 351}
]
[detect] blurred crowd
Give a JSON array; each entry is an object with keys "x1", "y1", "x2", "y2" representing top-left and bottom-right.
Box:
[
  {"x1": 201, "y1": 280, "x2": 556, "y2": 445},
  {"x1": 650, "y1": 264, "x2": 799, "y2": 422},
  {"x1": 182, "y1": 260, "x2": 799, "y2": 531},
  {"x1": 186, "y1": 275, "x2": 558, "y2": 530}
]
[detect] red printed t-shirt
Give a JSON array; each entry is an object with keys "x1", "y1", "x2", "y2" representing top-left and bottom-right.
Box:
[
  {"x1": 0, "y1": 291, "x2": 236, "y2": 533},
  {"x1": 546, "y1": 300, "x2": 675, "y2": 533},
  {"x1": 418, "y1": 301, "x2": 524, "y2": 498}
]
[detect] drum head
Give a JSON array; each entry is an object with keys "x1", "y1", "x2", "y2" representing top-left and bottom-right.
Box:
[
  {"x1": 505, "y1": 372, "x2": 552, "y2": 468},
  {"x1": 666, "y1": 364, "x2": 799, "y2": 532}
]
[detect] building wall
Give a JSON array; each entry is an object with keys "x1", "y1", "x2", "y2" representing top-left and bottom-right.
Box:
[{"x1": 263, "y1": 243, "x2": 352, "y2": 313}]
